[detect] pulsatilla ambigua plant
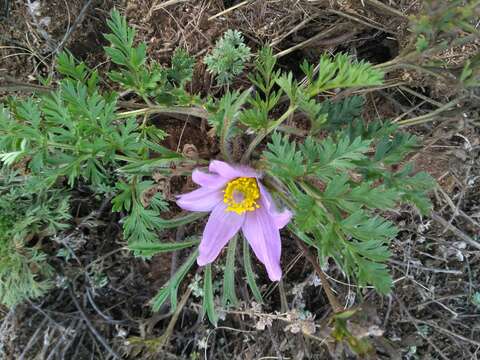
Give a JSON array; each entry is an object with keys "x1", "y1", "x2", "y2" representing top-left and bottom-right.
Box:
[
  {"x1": 164, "y1": 46, "x2": 435, "y2": 328},
  {"x1": 147, "y1": 45, "x2": 436, "y2": 335},
  {"x1": 0, "y1": 10, "x2": 434, "y2": 351}
]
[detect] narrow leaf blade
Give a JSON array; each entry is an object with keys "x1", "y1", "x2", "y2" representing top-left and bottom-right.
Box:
[
  {"x1": 243, "y1": 237, "x2": 263, "y2": 303},
  {"x1": 203, "y1": 264, "x2": 218, "y2": 326}
]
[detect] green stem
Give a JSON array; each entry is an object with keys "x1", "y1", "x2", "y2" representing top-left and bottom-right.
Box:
[
  {"x1": 220, "y1": 114, "x2": 233, "y2": 163},
  {"x1": 241, "y1": 105, "x2": 297, "y2": 163},
  {"x1": 117, "y1": 106, "x2": 209, "y2": 119}
]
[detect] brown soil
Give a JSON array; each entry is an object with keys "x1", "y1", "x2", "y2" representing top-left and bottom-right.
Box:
[{"x1": 0, "y1": 0, "x2": 115, "y2": 84}]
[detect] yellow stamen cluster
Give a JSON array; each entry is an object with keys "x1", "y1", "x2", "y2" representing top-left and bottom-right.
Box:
[{"x1": 223, "y1": 177, "x2": 260, "y2": 215}]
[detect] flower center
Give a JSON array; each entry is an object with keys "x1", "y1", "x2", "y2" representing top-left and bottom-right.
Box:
[{"x1": 223, "y1": 177, "x2": 260, "y2": 215}]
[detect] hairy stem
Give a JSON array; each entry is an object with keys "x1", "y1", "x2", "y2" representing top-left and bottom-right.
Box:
[
  {"x1": 219, "y1": 114, "x2": 233, "y2": 163},
  {"x1": 241, "y1": 105, "x2": 297, "y2": 163},
  {"x1": 117, "y1": 105, "x2": 209, "y2": 120}
]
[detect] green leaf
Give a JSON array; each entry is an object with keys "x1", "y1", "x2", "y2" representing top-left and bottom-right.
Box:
[
  {"x1": 298, "y1": 136, "x2": 371, "y2": 180},
  {"x1": 168, "y1": 48, "x2": 195, "y2": 85},
  {"x1": 341, "y1": 210, "x2": 398, "y2": 243},
  {"x1": 276, "y1": 72, "x2": 300, "y2": 104},
  {"x1": 334, "y1": 309, "x2": 357, "y2": 320},
  {"x1": 222, "y1": 235, "x2": 238, "y2": 306},
  {"x1": 150, "y1": 248, "x2": 198, "y2": 312},
  {"x1": 357, "y1": 258, "x2": 392, "y2": 294},
  {"x1": 298, "y1": 96, "x2": 328, "y2": 134},
  {"x1": 131, "y1": 43, "x2": 147, "y2": 69},
  {"x1": 243, "y1": 237, "x2": 263, "y2": 303},
  {"x1": 118, "y1": 156, "x2": 184, "y2": 174},
  {"x1": 238, "y1": 105, "x2": 268, "y2": 130},
  {"x1": 321, "y1": 96, "x2": 365, "y2": 131},
  {"x1": 248, "y1": 47, "x2": 280, "y2": 95},
  {"x1": 123, "y1": 203, "x2": 161, "y2": 243},
  {"x1": 345, "y1": 183, "x2": 399, "y2": 210},
  {"x1": 293, "y1": 192, "x2": 328, "y2": 232},
  {"x1": 374, "y1": 132, "x2": 418, "y2": 164},
  {"x1": 112, "y1": 181, "x2": 133, "y2": 212},
  {"x1": 129, "y1": 238, "x2": 199, "y2": 256},
  {"x1": 265, "y1": 133, "x2": 372, "y2": 182},
  {"x1": 114, "y1": 181, "x2": 170, "y2": 244},
  {"x1": 203, "y1": 264, "x2": 218, "y2": 326},
  {"x1": 0, "y1": 151, "x2": 25, "y2": 167},
  {"x1": 322, "y1": 174, "x2": 399, "y2": 212},
  {"x1": 56, "y1": 51, "x2": 89, "y2": 82},
  {"x1": 239, "y1": 47, "x2": 282, "y2": 131},
  {"x1": 104, "y1": 10, "x2": 136, "y2": 66},
  {"x1": 154, "y1": 212, "x2": 206, "y2": 229},
  {"x1": 104, "y1": 9, "x2": 168, "y2": 95},
  {"x1": 303, "y1": 53, "x2": 384, "y2": 96},
  {"x1": 207, "y1": 89, "x2": 251, "y2": 139},
  {"x1": 104, "y1": 47, "x2": 128, "y2": 67},
  {"x1": 345, "y1": 119, "x2": 398, "y2": 143},
  {"x1": 388, "y1": 165, "x2": 436, "y2": 215},
  {"x1": 264, "y1": 132, "x2": 305, "y2": 179}
]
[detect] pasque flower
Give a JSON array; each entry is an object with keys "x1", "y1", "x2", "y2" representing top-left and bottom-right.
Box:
[{"x1": 177, "y1": 160, "x2": 292, "y2": 281}]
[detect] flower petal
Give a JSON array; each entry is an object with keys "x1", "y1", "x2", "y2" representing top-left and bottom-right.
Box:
[
  {"x1": 176, "y1": 187, "x2": 222, "y2": 212},
  {"x1": 198, "y1": 202, "x2": 245, "y2": 266},
  {"x1": 259, "y1": 183, "x2": 292, "y2": 229},
  {"x1": 192, "y1": 169, "x2": 227, "y2": 189},
  {"x1": 242, "y1": 206, "x2": 282, "y2": 281},
  {"x1": 209, "y1": 160, "x2": 260, "y2": 180}
]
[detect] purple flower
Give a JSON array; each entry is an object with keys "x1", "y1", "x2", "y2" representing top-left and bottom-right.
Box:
[{"x1": 176, "y1": 160, "x2": 292, "y2": 281}]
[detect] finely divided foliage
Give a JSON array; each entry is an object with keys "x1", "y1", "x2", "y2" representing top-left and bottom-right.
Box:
[
  {"x1": 0, "y1": 9, "x2": 434, "y2": 339},
  {"x1": 204, "y1": 29, "x2": 251, "y2": 86},
  {"x1": 0, "y1": 174, "x2": 70, "y2": 307}
]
